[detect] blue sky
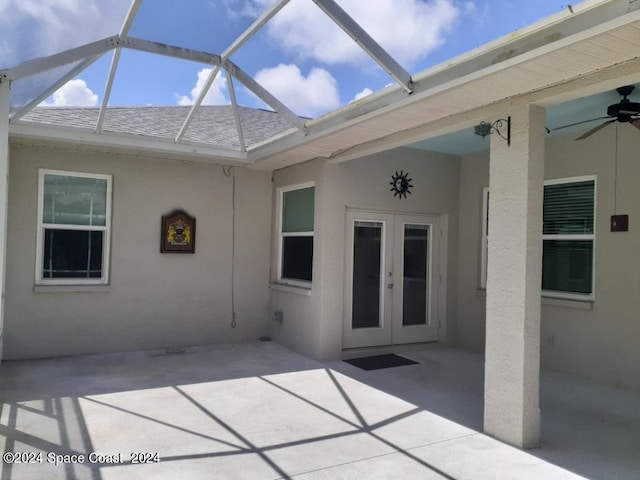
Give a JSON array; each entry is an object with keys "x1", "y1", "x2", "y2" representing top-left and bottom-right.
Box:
[{"x1": 1, "y1": 0, "x2": 573, "y2": 118}]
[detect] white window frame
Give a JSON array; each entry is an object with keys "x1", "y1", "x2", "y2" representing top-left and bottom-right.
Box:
[
  {"x1": 276, "y1": 182, "x2": 314, "y2": 288},
  {"x1": 36, "y1": 169, "x2": 112, "y2": 286},
  {"x1": 480, "y1": 186, "x2": 489, "y2": 290},
  {"x1": 480, "y1": 175, "x2": 596, "y2": 300},
  {"x1": 541, "y1": 175, "x2": 596, "y2": 301}
]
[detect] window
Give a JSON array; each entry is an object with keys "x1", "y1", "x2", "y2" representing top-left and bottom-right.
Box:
[
  {"x1": 542, "y1": 177, "x2": 595, "y2": 298},
  {"x1": 481, "y1": 176, "x2": 596, "y2": 299},
  {"x1": 36, "y1": 170, "x2": 112, "y2": 285},
  {"x1": 278, "y1": 184, "x2": 314, "y2": 285}
]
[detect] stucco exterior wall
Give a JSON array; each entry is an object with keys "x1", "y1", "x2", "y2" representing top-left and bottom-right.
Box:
[
  {"x1": 456, "y1": 125, "x2": 640, "y2": 391},
  {"x1": 4, "y1": 142, "x2": 272, "y2": 359},
  {"x1": 272, "y1": 147, "x2": 460, "y2": 360},
  {"x1": 456, "y1": 150, "x2": 489, "y2": 352},
  {"x1": 270, "y1": 159, "x2": 326, "y2": 359}
]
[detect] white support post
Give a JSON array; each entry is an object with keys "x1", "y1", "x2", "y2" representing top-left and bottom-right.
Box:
[
  {"x1": 484, "y1": 104, "x2": 545, "y2": 449},
  {"x1": 0, "y1": 78, "x2": 11, "y2": 361}
]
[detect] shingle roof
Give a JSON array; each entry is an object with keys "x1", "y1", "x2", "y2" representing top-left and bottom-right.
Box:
[{"x1": 20, "y1": 105, "x2": 295, "y2": 150}]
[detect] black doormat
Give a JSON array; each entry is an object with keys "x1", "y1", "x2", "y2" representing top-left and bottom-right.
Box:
[{"x1": 344, "y1": 353, "x2": 419, "y2": 371}]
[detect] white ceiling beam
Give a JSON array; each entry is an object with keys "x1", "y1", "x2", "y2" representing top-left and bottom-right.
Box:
[
  {"x1": 174, "y1": 0, "x2": 290, "y2": 144},
  {"x1": 10, "y1": 122, "x2": 252, "y2": 165},
  {"x1": 9, "y1": 55, "x2": 104, "y2": 123},
  {"x1": 2, "y1": 36, "x2": 120, "y2": 81},
  {"x1": 222, "y1": 0, "x2": 290, "y2": 58},
  {"x1": 96, "y1": 0, "x2": 143, "y2": 133},
  {"x1": 96, "y1": 49, "x2": 123, "y2": 134},
  {"x1": 311, "y1": 0, "x2": 412, "y2": 93},
  {"x1": 120, "y1": 37, "x2": 221, "y2": 65},
  {"x1": 223, "y1": 59, "x2": 305, "y2": 130},
  {"x1": 175, "y1": 65, "x2": 223, "y2": 143},
  {"x1": 227, "y1": 75, "x2": 246, "y2": 152},
  {"x1": 119, "y1": 0, "x2": 143, "y2": 35}
]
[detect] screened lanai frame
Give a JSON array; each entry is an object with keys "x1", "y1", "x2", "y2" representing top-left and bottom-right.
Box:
[{"x1": 1, "y1": 0, "x2": 414, "y2": 160}]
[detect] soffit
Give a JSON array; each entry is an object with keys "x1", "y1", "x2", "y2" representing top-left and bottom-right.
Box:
[{"x1": 251, "y1": 16, "x2": 640, "y2": 169}]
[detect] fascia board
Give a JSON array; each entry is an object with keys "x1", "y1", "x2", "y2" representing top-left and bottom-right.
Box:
[{"x1": 10, "y1": 122, "x2": 252, "y2": 166}]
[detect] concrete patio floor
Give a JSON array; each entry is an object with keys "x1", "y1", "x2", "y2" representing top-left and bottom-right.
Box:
[{"x1": 0, "y1": 342, "x2": 638, "y2": 480}]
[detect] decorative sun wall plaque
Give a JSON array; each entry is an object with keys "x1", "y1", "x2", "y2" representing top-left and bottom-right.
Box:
[
  {"x1": 161, "y1": 210, "x2": 196, "y2": 253},
  {"x1": 390, "y1": 170, "x2": 413, "y2": 199}
]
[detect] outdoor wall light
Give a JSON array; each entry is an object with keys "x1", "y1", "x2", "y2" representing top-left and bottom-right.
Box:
[{"x1": 474, "y1": 116, "x2": 511, "y2": 146}]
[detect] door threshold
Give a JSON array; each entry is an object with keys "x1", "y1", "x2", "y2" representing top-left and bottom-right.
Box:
[{"x1": 341, "y1": 342, "x2": 440, "y2": 360}]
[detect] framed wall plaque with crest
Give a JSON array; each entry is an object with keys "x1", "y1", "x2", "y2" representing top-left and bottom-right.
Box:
[{"x1": 161, "y1": 210, "x2": 196, "y2": 253}]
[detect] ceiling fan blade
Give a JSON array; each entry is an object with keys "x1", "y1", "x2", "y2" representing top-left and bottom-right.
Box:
[
  {"x1": 575, "y1": 119, "x2": 616, "y2": 140},
  {"x1": 549, "y1": 116, "x2": 611, "y2": 132},
  {"x1": 630, "y1": 119, "x2": 640, "y2": 131}
]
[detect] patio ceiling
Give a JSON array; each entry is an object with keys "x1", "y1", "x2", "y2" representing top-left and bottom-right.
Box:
[
  {"x1": 3, "y1": 1, "x2": 640, "y2": 168},
  {"x1": 408, "y1": 83, "x2": 640, "y2": 156}
]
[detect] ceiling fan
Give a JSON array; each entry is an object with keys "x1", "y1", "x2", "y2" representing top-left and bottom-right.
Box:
[{"x1": 549, "y1": 85, "x2": 640, "y2": 140}]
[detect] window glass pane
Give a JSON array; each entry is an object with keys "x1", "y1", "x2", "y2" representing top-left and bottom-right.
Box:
[
  {"x1": 43, "y1": 229, "x2": 104, "y2": 279},
  {"x1": 282, "y1": 236, "x2": 313, "y2": 282},
  {"x1": 43, "y1": 174, "x2": 108, "y2": 226},
  {"x1": 403, "y1": 225, "x2": 429, "y2": 326},
  {"x1": 544, "y1": 181, "x2": 594, "y2": 235},
  {"x1": 283, "y1": 187, "x2": 314, "y2": 233},
  {"x1": 352, "y1": 222, "x2": 382, "y2": 329},
  {"x1": 542, "y1": 240, "x2": 593, "y2": 294}
]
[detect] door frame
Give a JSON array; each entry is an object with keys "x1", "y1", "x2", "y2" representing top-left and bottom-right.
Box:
[{"x1": 342, "y1": 208, "x2": 448, "y2": 349}]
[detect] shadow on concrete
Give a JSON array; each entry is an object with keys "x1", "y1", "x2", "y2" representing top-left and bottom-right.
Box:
[
  {"x1": 0, "y1": 342, "x2": 638, "y2": 479},
  {"x1": 331, "y1": 346, "x2": 640, "y2": 480}
]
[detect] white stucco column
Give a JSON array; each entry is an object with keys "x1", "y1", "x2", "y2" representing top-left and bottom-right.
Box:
[
  {"x1": 0, "y1": 78, "x2": 9, "y2": 361},
  {"x1": 484, "y1": 104, "x2": 545, "y2": 448}
]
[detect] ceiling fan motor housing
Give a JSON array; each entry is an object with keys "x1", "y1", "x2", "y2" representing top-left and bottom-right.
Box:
[
  {"x1": 607, "y1": 101, "x2": 640, "y2": 120},
  {"x1": 608, "y1": 86, "x2": 640, "y2": 120}
]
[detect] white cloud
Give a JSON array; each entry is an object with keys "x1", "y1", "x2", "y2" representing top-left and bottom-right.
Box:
[
  {"x1": 1, "y1": 0, "x2": 131, "y2": 106},
  {"x1": 222, "y1": 0, "x2": 266, "y2": 20},
  {"x1": 353, "y1": 88, "x2": 373, "y2": 102},
  {"x1": 239, "y1": 0, "x2": 461, "y2": 68},
  {"x1": 0, "y1": 0, "x2": 130, "y2": 69},
  {"x1": 176, "y1": 68, "x2": 229, "y2": 106},
  {"x1": 40, "y1": 79, "x2": 98, "y2": 107},
  {"x1": 254, "y1": 64, "x2": 340, "y2": 117}
]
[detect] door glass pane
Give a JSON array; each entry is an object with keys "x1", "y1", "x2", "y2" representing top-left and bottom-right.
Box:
[
  {"x1": 402, "y1": 224, "x2": 429, "y2": 326},
  {"x1": 352, "y1": 221, "x2": 382, "y2": 329}
]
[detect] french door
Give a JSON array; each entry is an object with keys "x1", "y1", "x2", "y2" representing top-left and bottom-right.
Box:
[{"x1": 343, "y1": 210, "x2": 442, "y2": 348}]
